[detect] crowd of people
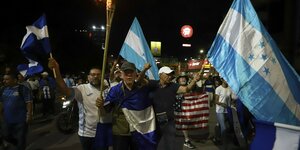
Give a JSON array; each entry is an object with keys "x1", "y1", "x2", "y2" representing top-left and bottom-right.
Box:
[{"x1": 0, "y1": 59, "x2": 254, "y2": 150}]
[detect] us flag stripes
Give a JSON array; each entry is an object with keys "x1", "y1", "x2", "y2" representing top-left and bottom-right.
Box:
[{"x1": 175, "y1": 93, "x2": 209, "y2": 130}]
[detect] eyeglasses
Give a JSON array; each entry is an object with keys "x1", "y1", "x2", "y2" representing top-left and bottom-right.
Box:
[{"x1": 89, "y1": 73, "x2": 101, "y2": 77}]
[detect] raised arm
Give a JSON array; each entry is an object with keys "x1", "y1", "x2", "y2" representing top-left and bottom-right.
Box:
[
  {"x1": 48, "y1": 58, "x2": 72, "y2": 97},
  {"x1": 109, "y1": 60, "x2": 118, "y2": 82},
  {"x1": 136, "y1": 63, "x2": 151, "y2": 85},
  {"x1": 177, "y1": 64, "x2": 204, "y2": 94}
]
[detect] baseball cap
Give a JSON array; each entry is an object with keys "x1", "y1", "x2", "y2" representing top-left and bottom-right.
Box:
[
  {"x1": 176, "y1": 72, "x2": 189, "y2": 82},
  {"x1": 120, "y1": 62, "x2": 136, "y2": 71},
  {"x1": 158, "y1": 66, "x2": 174, "y2": 74}
]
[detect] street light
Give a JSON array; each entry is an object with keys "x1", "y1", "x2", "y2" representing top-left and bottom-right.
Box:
[
  {"x1": 100, "y1": 25, "x2": 105, "y2": 31},
  {"x1": 199, "y1": 49, "x2": 205, "y2": 60},
  {"x1": 199, "y1": 49, "x2": 204, "y2": 54},
  {"x1": 92, "y1": 25, "x2": 105, "y2": 31}
]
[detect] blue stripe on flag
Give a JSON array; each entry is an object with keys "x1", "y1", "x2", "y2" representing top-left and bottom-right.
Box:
[
  {"x1": 122, "y1": 106, "x2": 157, "y2": 150},
  {"x1": 250, "y1": 120, "x2": 276, "y2": 150},
  {"x1": 20, "y1": 14, "x2": 51, "y2": 59},
  {"x1": 251, "y1": 120, "x2": 300, "y2": 150},
  {"x1": 106, "y1": 84, "x2": 157, "y2": 149},
  {"x1": 119, "y1": 17, "x2": 159, "y2": 80},
  {"x1": 32, "y1": 14, "x2": 48, "y2": 29},
  {"x1": 231, "y1": 0, "x2": 300, "y2": 104},
  {"x1": 131, "y1": 131, "x2": 157, "y2": 150},
  {"x1": 17, "y1": 61, "x2": 43, "y2": 77},
  {"x1": 208, "y1": 0, "x2": 300, "y2": 125},
  {"x1": 209, "y1": 35, "x2": 300, "y2": 125}
]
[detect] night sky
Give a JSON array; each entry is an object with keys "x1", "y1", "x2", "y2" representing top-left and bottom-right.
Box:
[{"x1": 0, "y1": 0, "x2": 285, "y2": 74}]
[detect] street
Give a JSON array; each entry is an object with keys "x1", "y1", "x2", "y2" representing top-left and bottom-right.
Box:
[
  {"x1": 26, "y1": 115, "x2": 81, "y2": 150},
  {"x1": 3, "y1": 104, "x2": 243, "y2": 150}
]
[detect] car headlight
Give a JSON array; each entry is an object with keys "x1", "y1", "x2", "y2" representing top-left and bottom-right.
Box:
[{"x1": 62, "y1": 100, "x2": 71, "y2": 108}]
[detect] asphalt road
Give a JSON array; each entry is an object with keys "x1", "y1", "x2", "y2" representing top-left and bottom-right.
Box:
[{"x1": 3, "y1": 104, "x2": 245, "y2": 150}]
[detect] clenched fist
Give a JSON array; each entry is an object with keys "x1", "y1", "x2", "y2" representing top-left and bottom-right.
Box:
[{"x1": 96, "y1": 96, "x2": 104, "y2": 108}]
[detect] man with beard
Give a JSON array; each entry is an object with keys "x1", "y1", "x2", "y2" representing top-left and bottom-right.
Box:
[{"x1": 48, "y1": 58, "x2": 111, "y2": 150}]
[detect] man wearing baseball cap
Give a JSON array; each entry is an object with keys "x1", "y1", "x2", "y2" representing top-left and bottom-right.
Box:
[
  {"x1": 150, "y1": 66, "x2": 202, "y2": 150},
  {"x1": 97, "y1": 61, "x2": 158, "y2": 150}
]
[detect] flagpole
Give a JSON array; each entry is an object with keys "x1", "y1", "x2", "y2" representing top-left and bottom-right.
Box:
[
  {"x1": 100, "y1": 0, "x2": 115, "y2": 94},
  {"x1": 97, "y1": 0, "x2": 115, "y2": 119}
]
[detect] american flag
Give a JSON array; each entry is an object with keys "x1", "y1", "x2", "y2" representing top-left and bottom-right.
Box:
[{"x1": 175, "y1": 93, "x2": 209, "y2": 130}]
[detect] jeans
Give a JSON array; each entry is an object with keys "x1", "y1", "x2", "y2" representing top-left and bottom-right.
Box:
[
  {"x1": 2, "y1": 122, "x2": 28, "y2": 150},
  {"x1": 216, "y1": 113, "x2": 227, "y2": 138}
]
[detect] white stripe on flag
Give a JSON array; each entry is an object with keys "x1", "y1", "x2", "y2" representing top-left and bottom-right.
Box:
[
  {"x1": 175, "y1": 110, "x2": 209, "y2": 116},
  {"x1": 122, "y1": 106, "x2": 156, "y2": 134},
  {"x1": 21, "y1": 25, "x2": 49, "y2": 47},
  {"x1": 273, "y1": 122, "x2": 300, "y2": 150},
  {"x1": 125, "y1": 30, "x2": 147, "y2": 61},
  {"x1": 219, "y1": 8, "x2": 300, "y2": 120}
]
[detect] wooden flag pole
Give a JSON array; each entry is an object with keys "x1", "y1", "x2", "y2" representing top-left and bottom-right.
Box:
[
  {"x1": 100, "y1": 0, "x2": 115, "y2": 95},
  {"x1": 50, "y1": 53, "x2": 57, "y2": 78},
  {"x1": 98, "y1": 0, "x2": 115, "y2": 119}
]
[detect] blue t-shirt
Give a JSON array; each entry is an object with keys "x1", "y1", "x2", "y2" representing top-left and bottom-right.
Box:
[
  {"x1": 204, "y1": 79, "x2": 215, "y2": 92},
  {"x1": 105, "y1": 81, "x2": 157, "y2": 110},
  {"x1": 0, "y1": 85, "x2": 32, "y2": 123}
]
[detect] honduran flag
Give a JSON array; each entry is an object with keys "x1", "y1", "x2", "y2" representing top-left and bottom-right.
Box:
[
  {"x1": 17, "y1": 60, "x2": 43, "y2": 77},
  {"x1": 207, "y1": 0, "x2": 300, "y2": 125},
  {"x1": 251, "y1": 120, "x2": 300, "y2": 150},
  {"x1": 18, "y1": 14, "x2": 51, "y2": 76},
  {"x1": 119, "y1": 17, "x2": 159, "y2": 80},
  {"x1": 105, "y1": 83, "x2": 157, "y2": 150}
]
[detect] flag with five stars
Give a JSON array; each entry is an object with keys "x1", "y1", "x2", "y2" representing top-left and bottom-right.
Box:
[{"x1": 208, "y1": 0, "x2": 300, "y2": 126}]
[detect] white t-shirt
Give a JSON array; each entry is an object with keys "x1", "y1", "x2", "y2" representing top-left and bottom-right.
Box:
[
  {"x1": 27, "y1": 79, "x2": 39, "y2": 90},
  {"x1": 215, "y1": 85, "x2": 233, "y2": 113},
  {"x1": 70, "y1": 83, "x2": 111, "y2": 137}
]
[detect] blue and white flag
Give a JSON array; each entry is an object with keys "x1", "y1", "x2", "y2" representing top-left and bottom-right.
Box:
[
  {"x1": 19, "y1": 14, "x2": 51, "y2": 76},
  {"x1": 17, "y1": 60, "x2": 43, "y2": 77},
  {"x1": 105, "y1": 83, "x2": 157, "y2": 150},
  {"x1": 207, "y1": 0, "x2": 300, "y2": 125},
  {"x1": 119, "y1": 18, "x2": 159, "y2": 80},
  {"x1": 122, "y1": 106, "x2": 157, "y2": 150},
  {"x1": 251, "y1": 120, "x2": 300, "y2": 150}
]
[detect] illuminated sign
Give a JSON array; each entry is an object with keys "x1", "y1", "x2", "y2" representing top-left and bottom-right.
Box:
[
  {"x1": 150, "y1": 41, "x2": 161, "y2": 56},
  {"x1": 187, "y1": 59, "x2": 203, "y2": 70},
  {"x1": 182, "y1": 43, "x2": 191, "y2": 47},
  {"x1": 180, "y1": 25, "x2": 193, "y2": 38}
]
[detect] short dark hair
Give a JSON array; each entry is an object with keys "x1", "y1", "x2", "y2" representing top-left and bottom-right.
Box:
[
  {"x1": 5, "y1": 71, "x2": 19, "y2": 79},
  {"x1": 89, "y1": 66, "x2": 102, "y2": 73}
]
